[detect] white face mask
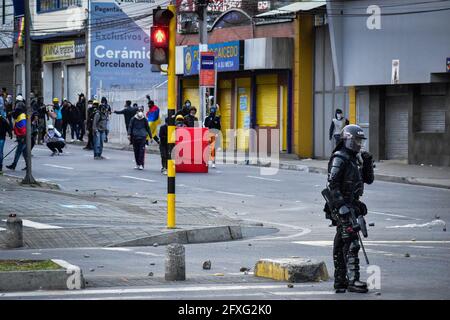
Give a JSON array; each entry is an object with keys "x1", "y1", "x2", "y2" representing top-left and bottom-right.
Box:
[
  {"x1": 137, "y1": 111, "x2": 144, "y2": 118},
  {"x1": 337, "y1": 114, "x2": 343, "y2": 120}
]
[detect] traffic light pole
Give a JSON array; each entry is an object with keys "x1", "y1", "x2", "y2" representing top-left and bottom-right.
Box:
[
  {"x1": 198, "y1": 0, "x2": 208, "y2": 126},
  {"x1": 167, "y1": 4, "x2": 176, "y2": 229}
]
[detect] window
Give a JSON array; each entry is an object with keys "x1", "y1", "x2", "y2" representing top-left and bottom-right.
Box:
[{"x1": 37, "y1": 0, "x2": 82, "y2": 13}]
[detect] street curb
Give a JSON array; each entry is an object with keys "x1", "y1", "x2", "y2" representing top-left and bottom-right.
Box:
[
  {"x1": 1, "y1": 173, "x2": 61, "y2": 190},
  {"x1": 254, "y1": 258, "x2": 329, "y2": 283},
  {"x1": 0, "y1": 259, "x2": 85, "y2": 292},
  {"x1": 108, "y1": 225, "x2": 243, "y2": 247}
]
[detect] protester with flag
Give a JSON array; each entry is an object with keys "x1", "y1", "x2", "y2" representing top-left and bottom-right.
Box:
[{"x1": 146, "y1": 99, "x2": 160, "y2": 144}]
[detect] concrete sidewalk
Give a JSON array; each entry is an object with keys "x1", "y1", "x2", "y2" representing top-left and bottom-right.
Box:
[
  {"x1": 0, "y1": 175, "x2": 250, "y2": 250},
  {"x1": 71, "y1": 140, "x2": 450, "y2": 189}
]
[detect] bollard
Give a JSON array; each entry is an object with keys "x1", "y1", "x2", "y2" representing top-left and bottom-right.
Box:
[
  {"x1": 165, "y1": 243, "x2": 185, "y2": 281},
  {"x1": 6, "y1": 214, "x2": 23, "y2": 248}
]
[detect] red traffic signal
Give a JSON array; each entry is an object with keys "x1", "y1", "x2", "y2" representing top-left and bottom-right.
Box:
[
  {"x1": 152, "y1": 26, "x2": 168, "y2": 47},
  {"x1": 151, "y1": 26, "x2": 169, "y2": 64}
]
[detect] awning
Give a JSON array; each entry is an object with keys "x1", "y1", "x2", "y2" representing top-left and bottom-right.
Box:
[{"x1": 256, "y1": 1, "x2": 326, "y2": 18}]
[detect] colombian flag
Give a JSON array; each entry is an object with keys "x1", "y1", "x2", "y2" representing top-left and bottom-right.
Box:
[
  {"x1": 146, "y1": 105, "x2": 161, "y2": 140},
  {"x1": 14, "y1": 113, "x2": 26, "y2": 137}
]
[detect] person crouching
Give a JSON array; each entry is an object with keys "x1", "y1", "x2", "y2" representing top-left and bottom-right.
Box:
[
  {"x1": 128, "y1": 106, "x2": 152, "y2": 170},
  {"x1": 44, "y1": 125, "x2": 65, "y2": 156}
]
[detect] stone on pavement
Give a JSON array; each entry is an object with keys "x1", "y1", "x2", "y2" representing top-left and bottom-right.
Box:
[{"x1": 254, "y1": 258, "x2": 329, "y2": 283}]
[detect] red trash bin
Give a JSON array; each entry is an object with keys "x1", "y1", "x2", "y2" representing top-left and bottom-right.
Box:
[{"x1": 175, "y1": 127, "x2": 209, "y2": 173}]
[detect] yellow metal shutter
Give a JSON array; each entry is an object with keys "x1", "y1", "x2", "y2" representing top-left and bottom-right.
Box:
[
  {"x1": 256, "y1": 74, "x2": 278, "y2": 127},
  {"x1": 218, "y1": 80, "x2": 232, "y2": 149},
  {"x1": 236, "y1": 78, "x2": 251, "y2": 151},
  {"x1": 182, "y1": 78, "x2": 199, "y2": 118}
]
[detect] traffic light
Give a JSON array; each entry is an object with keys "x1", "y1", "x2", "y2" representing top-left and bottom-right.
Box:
[{"x1": 150, "y1": 8, "x2": 174, "y2": 65}]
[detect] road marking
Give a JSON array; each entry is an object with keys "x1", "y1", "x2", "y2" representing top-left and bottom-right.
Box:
[
  {"x1": 244, "y1": 219, "x2": 311, "y2": 241},
  {"x1": 0, "y1": 284, "x2": 294, "y2": 298},
  {"x1": 0, "y1": 227, "x2": 5, "y2": 232},
  {"x1": 1, "y1": 219, "x2": 62, "y2": 229},
  {"x1": 275, "y1": 206, "x2": 307, "y2": 212},
  {"x1": 369, "y1": 211, "x2": 422, "y2": 220},
  {"x1": 60, "y1": 204, "x2": 97, "y2": 209},
  {"x1": 100, "y1": 248, "x2": 132, "y2": 252},
  {"x1": 216, "y1": 191, "x2": 255, "y2": 197},
  {"x1": 293, "y1": 240, "x2": 450, "y2": 247},
  {"x1": 134, "y1": 251, "x2": 164, "y2": 257},
  {"x1": 246, "y1": 176, "x2": 281, "y2": 182},
  {"x1": 270, "y1": 291, "x2": 335, "y2": 296},
  {"x1": 120, "y1": 176, "x2": 156, "y2": 183},
  {"x1": 43, "y1": 164, "x2": 74, "y2": 170},
  {"x1": 386, "y1": 219, "x2": 446, "y2": 229}
]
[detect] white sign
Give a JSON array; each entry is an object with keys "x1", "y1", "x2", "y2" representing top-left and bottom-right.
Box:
[{"x1": 391, "y1": 59, "x2": 400, "y2": 84}]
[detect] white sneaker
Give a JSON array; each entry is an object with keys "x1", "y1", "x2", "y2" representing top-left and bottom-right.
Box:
[
  {"x1": 134, "y1": 165, "x2": 139, "y2": 169},
  {"x1": 162, "y1": 169, "x2": 167, "y2": 175},
  {"x1": 212, "y1": 163, "x2": 216, "y2": 168},
  {"x1": 71, "y1": 139, "x2": 75, "y2": 143},
  {"x1": 138, "y1": 165, "x2": 144, "y2": 170}
]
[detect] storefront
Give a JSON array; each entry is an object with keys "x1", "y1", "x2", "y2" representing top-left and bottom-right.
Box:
[
  {"x1": 177, "y1": 37, "x2": 293, "y2": 153},
  {"x1": 41, "y1": 39, "x2": 86, "y2": 104}
]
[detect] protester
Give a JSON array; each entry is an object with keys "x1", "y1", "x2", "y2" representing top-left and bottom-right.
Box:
[
  {"x1": 52, "y1": 98, "x2": 63, "y2": 132},
  {"x1": 44, "y1": 124, "x2": 65, "y2": 156},
  {"x1": 185, "y1": 106, "x2": 198, "y2": 127},
  {"x1": 37, "y1": 96, "x2": 47, "y2": 144},
  {"x1": 92, "y1": 102, "x2": 108, "y2": 159},
  {"x1": 158, "y1": 117, "x2": 169, "y2": 175},
  {"x1": 204, "y1": 105, "x2": 221, "y2": 168},
  {"x1": 76, "y1": 93, "x2": 87, "y2": 141},
  {"x1": 114, "y1": 100, "x2": 137, "y2": 132},
  {"x1": 84, "y1": 99, "x2": 96, "y2": 150},
  {"x1": 67, "y1": 101, "x2": 82, "y2": 142},
  {"x1": 146, "y1": 99, "x2": 160, "y2": 144},
  {"x1": 0, "y1": 113, "x2": 12, "y2": 173},
  {"x1": 128, "y1": 106, "x2": 152, "y2": 170},
  {"x1": 176, "y1": 100, "x2": 191, "y2": 117},
  {"x1": 5, "y1": 94, "x2": 13, "y2": 128},
  {"x1": 100, "y1": 97, "x2": 111, "y2": 143},
  {"x1": 175, "y1": 114, "x2": 186, "y2": 127},
  {"x1": 6, "y1": 97, "x2": 27, "y2": 170},
  {"x1": 30, "y1": 112, "x2": 39, "y2": 151},
  {"x1": 61, "y1": 99, "x2": 71, "y2": 140}
]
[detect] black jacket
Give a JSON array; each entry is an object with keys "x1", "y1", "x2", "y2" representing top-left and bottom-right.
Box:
[
  {"x1": 185, "y1": 114, "x2": 198, "y2": 127},
  {"x1": 76, "y1": 99, "x2": 86, "y2": 121},
  {"x1": 67, "y1": 105, "x2": 82, "y2": 124},
  {"x1": 204, "y1": 115, "x2": 221, "y2": 130},
  {"x1": 128, "y1": 115, "x2": 152, "y2": 139},
  {"x1": 115, "y1": 106, "x2": 137, "y2": 129},
  {"x1": 0, "y1": 116, "x2": 12, "y2": 139},
  {"x1": 158, "y1": 124, "x2": 167, "y2": 147}
]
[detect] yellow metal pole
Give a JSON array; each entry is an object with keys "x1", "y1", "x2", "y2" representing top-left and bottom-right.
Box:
[
  {"x1": 349, "y1": 86, "x2": 357, "y2": 124},
  {"x1": 167, "y1": 4, "x2": 176, "y2": 229}
]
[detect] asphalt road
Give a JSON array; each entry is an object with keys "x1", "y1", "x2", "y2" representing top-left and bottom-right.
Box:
[{"x1": 1, "y1": 141, "x2": 449, "y2": 300}]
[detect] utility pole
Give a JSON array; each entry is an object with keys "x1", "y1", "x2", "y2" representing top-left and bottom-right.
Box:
[
  {"x1": 198, "y1": 0, "x2": 209, "y2": 126},
  {"x1": 22, "y1": 0, "x2": 36, "y2": 185}
]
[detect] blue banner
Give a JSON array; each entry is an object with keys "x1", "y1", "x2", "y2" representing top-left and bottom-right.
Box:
[
  {"x1": 184, "y1": 41, "x2": 241, "y2": 76},
  {"x1": 89, "y1": 0, "x2": 165, "y2": 101}
]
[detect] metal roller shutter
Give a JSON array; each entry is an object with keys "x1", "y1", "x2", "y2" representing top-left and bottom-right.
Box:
[
  {"x1": 218, "y1": 80, "x2": 232, "y2": 149},
  {"x1": 0, "y1": 58, "x2": 13, "y2": 92},
  {"x1": 182, "y1": 78, "x2": 199, "y2": 117},
  {"x1": 385, "y1": 95, "x2": 409, "y2": 160},
  {"x1": 67, "y1": 64, "x2": 86, "y2": 104},
  {"x1": 256, "y1": 74, "x2": 278, "y2": 127}
]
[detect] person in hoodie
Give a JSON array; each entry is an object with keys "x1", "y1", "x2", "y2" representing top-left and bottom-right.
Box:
[
  {"x1": 128, "y1": 106, "x2": 152, "y2": 170},
  {"x1": 0, "y1": 113, "x2": 12, "y2": 173},
  {"x1": 204, "y1": 105, "x2": 221, "y2": 168},
  {"x1": 329, "y1": 108, "x2": 349, "y2": 148},
  {"x1": 100, "y1": 97, "x2": 111, "y2": 143},
  {"x1": 6, "y1": 96, "x2": 27, "y2": 171},
  {"x1": 158, "y1": 117, "x2": 169, "y2": 175},
  {"x1": 44, "y1": 124, "x2": 65, "y2": 156},
  {"x1": 67, "y1": 101, "x2": 82, "y2": 142},
  {"x1": 52, "y1": 98, "x2": 63, "y2": 132}
]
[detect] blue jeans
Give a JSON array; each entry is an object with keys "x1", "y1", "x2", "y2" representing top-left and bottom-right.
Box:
[
  {"x1": 0, "y1": 139, "x2": 5, "y2": 167},
  {"x1": 11, "y1": 138, "x2": 27, "y2": 168},
  {"x1": 93, "y1": 131, "x2": 106, "y2": 157}
]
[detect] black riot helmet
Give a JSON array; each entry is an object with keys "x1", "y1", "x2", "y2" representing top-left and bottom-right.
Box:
[{"x1": 341, "y1": 124, "x2": 366, "y2": 153}]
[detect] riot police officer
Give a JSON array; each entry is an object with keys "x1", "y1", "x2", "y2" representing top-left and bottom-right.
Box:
[{"x1": 325, "y1": 124, "x2": 374, "y2": 293}]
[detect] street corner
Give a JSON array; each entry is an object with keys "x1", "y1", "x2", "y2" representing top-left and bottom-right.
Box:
[
  {"x1": 0, "y1": 258, "x2": 85, "y2": 293},
  {"x1": 254, "y1": 258, "x2": 330, "y2": 283}
]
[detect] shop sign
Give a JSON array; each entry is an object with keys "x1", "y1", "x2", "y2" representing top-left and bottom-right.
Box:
[
  {"x1": 42, "y1": 40, "x2": 86, "y2": 62},
  {"x1": 184, "y1": 41, "x2": 241, "y2": 76}
]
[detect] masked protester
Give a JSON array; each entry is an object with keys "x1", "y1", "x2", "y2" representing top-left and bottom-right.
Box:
[
  {"x1": 6, "y1": 96, "x2": 27, "y2": 171},
  {"x1": 84, "y1": 100, "x2": 96, "y2": 150},
  {"x1": 324, "y1": 124, "x2": 374, "y2": 294},
  {"x1": 128, "y1": 106, "x2": 152, "y2": 170},
  {"x1": 0, "y1": 112, "x2": 12, "y2": 173},
  {"x1": 204, "y1": 105, "x2": 221, "y2": 168},
  {"x1": 114, "y1": 100, "x2": 137, "y2": 132},
  {"x1": 175, "y1": 115, "x2": 186, "y2": 128},
  {"x1": 329, "y1": 108, "x2": 349, "y2": 148},
  {"x1": 100, "y1": 97, "x2": 111, "y2": 143},
  {"x1": 158, "y1": 117, "x2": 169, "y2": 175},
  {"x1": 92, "y1": 102, "x2": 108, "y2": 159},
  {"x1": 176, "y1": 100, "x2": 191, "y2": 118},
  {"x1": 76, "y1": 93, "x2": 87, "y2": 141},
  {"x1": 185, "y1": 106, "x2": 198, "y2": 127},
  {"x1": 146, "y1": 99, "x2": 160, "y2": 144},
  {"x1": 44, "y1": 124, "x2": 65, "y2": 156}
]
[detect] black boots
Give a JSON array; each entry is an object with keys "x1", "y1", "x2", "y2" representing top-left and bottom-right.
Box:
[{"x1": 347, "y1": 280, "x2": 368, "y2": 293}]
